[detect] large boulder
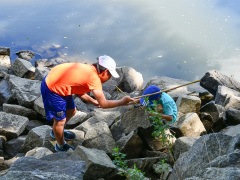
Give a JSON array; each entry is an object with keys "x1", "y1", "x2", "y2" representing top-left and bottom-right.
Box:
[
  {"x1": 5, "y1": 75, "x2": 41, "y2": 108},
  {"x1": 15, "y1": 50, "x2": 35, "y2": 61},
  {"x1": 0, "y1": 112, "x2": 29, "y2": 140},
  {"x1": 176, "y1": 95, "x2": 201, "y2": 118},
  {"x1": 20, "y1": 125, "x2": 54, "y2": 153},
  {"x1": 0, "y1": 152, "x2": 85, "y2": 179},
  {"x1": 102, "y1": 66, "x2": 143, "y2": 95},
  {"x1": 215, "y1": 85, "x2": 240, "y2": 110},
  {"x1": 169, "y1": 133, "x2": 240, "y2": 180},
  {"x1": 3, "y1": 103, "x2": 39, "y2": 120},
  {"x1": 0, "y1": 47, "x2": 10, "y2": 56},
  {"x1": 34, "y1": 67, "x2": 50, "y2": 81},
  {"x1": 226, "y1": 108, "x2": 240, "y2": 125},
  {"x1": 120, "y1": 106, "x2": 150, "y2": 135},
  {"x1": 200, "y1": 70, "x2": 240, "y2": 96},
  {"x1": 11, "y1": 58, "x2": 35, "y2": 78},
  {"x1": 175, "y1": 113, "x2": 206, "y2": 137},
  {"x1": 74, "y1": 146, "x2": 116, "y2": 180}
]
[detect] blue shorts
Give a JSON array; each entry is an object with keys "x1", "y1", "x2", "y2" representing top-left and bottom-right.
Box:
[{"x1": 41, "y1": 76, "x2": 76, "y2": 121}]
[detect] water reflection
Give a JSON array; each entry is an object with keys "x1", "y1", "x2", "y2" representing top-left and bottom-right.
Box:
[{"x1": 0, "y1": 0, "x2": 240, "y2": 83}]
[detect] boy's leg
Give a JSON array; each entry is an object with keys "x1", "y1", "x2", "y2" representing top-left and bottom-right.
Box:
[
  {"x1": 53, "y1": 117, "x2": 66, "y2": 145},
  {"x1": 65, "y1": 107, "x2": 77, "y2": 123}
]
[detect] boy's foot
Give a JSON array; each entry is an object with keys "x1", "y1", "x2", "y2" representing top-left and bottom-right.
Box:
[
  {"x1": 55, "y1": 143, "x2": 75, "y2": 152},
  {"x1": 50, "y1": 130, "x2": 76, "y2": 140}
]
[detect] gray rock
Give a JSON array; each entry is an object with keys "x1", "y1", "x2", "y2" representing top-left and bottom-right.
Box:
[
  {"x1": 33, "y1": 96, "x2": 45, "y2": 116},
  {"x1": 0, "y1": 66, "x2": 9, "y2": 79},
  {"x1": 15, "y1": 50, "x2": 35, "y2": 61},
  {"x1": 74, "y1": 145, "x2": 116, "y2": 180},
  {"x1": 121, "y1": 106, "x2": 150, "y2": 135},
  {"x1": 35, "y1": 59, "x2": 54, "y2": 68},
  {"x1": 215, "y1": 85, "x2": 240, "y2": 110},
  {"x1": 102, "y1": 66, "x2": 143, "y2": 94},
  {"x1": 169, "y1": 133, "x2": 240, "y2": 180},
  {"x1": 34, "y1": 67, "x2": 50, "y2": 81},
  {"x1": 0, "y1": 112, "x2": 29, "y2": 140},
  {"x1": 3, "y1": 103, "x2": 39, "y2": 120},
  {"x1": 110, "y1": 120, "x2": 125, "y2": 142},
  {"x1": 220, "y1": 124, "x2": 240, "y2": 137},
  {"x1": 200, "y1": 70, "x2": 240, "y2": 96},
  {"x1": 20, "y1": 125, "x2": 54, "y2": 153},
  {"x1": 25, "y1": 147, "x2": 53, "y2": 159},
  {"x1": 0, "y1": 79, "x2": 14, "y2": 106},
  {"x1": 26, "y1": 120, "x2": 44, "y2": 132},
  {"x1": 0, "y1": 47, "x2": 10, "y2": 56},
  {"x1": 173, "y1": 136, "x2": 200, "y2": 160},
  {"x1": 6, "y1": 75, "x2": 41, "y2": 108},
  {"x1": 5, "y1": 135, "x2": 27, "y2": 157},
  {"x1": 116, "y1": 131, "x2": 143, "y2": 159},
  {"x1": 66, "y1": 111, "x2": 88, "y2": 129},
  {"x1": 226, "y1": 108, "x2": 240, "y2": 125},
  {"x1": 82, "y1": 121, "x2": 116, "y2": 154},
  {"x1": 11, "y1": 58, "x2": 35, "y2": 78},
  {"x1": 0, "y1": 153, "x2": 85, "y2": 180}
]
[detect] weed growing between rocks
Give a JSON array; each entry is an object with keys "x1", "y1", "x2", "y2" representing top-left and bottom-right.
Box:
[{"x1": 112, "y1": 147, "x2": 145, "y2": 180}]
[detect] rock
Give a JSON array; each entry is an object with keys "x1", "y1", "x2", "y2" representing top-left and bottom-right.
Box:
[
  {"x1": 0, "y1": 153, "x2": 85, "y2": 179},
  {"x1": 20, "y1": 125, "x2": 54, "y2": 153},
  {"x1": 110, "y1": 120, "x2": 125, "y2": 142},
  {"x1": 173, "y1": 136, "x2": 200, "y2": 160},
  {"x1": 0, "y1": 47, "x2": 10, "y2": 56},
  {"x1": 66, "y1": 110, "x2": 88, "y2": 129},
  {"x1": 0, "y1": 66, "x2": 9, "y2": 79},
  {"x1": 121, "y1": 106, "x2": 150, "y2": 135},
  {"x1": 25, "y1": 120, "x2": 44, "y2": 132},
  {"x1": 34, "y1": 67, "x2": 50, "y2": 81},
  {"x1": 82, "y1": 121, "x2": 116, "y2": 154},
  {"x1": 0, "y1": 79, "x2": 14, "y2": 106},
  {"x1": 0, "y1": 56, "x2": 11, "y2": 68},
  {"x1": 116, "y1": 131, "x2": 143, "y2": 159},
  {"x1": 139, "y1": 127, "x2": 176, "y2": 151},
  {"x1": 6, "y1": 75, "x2": 41, "y2": 108},
  {"x1": 226, "y1": 108, "x2": 240, "y2": 125},
  {"x1": 33, "y1": 96, "x2": 45, "y2": 116},
  {"x1": 176, "y1": 95, "x2": 201, "y2": 118},
  {"x1": 102, "y1": 66, "x2": 143, "y2": 94},
  {"x1": 220, "y1": 124, "x2": 240, "y2": 137},
  {"x1": 169, "y1": 133, "x2": 240, "y2": 180},
  {"x1": 200, "y1": 102, "x2": 227, "y2": 132},
  {"x1": 89, "y1": 109, "x2": 121, "y2": 127},
  {"x1": 11, "y1": 58, "x2": 35, "y2": 78},
  {"x1": 175, "y1": 113, "x2": 206, "y2": 137},
  {"x1": 74, "y1": 145, "x2": 116, "y2": 180},
  {"x1": 25, "y1": 147, "x2": 53, "y2": 159},
  {"x1": 35, "y1": 59, "x2": 54, "y2": 68},
  {"x1": 5, "y1": 136, "x2": 27, "y2": 157},
  {"x1": 3, "y1": 103, "x2": 39, "y2": 120},
  {"x1": 200, "y1": 70, "x2": 240, "y2": 96},
  {"x1": 0, "y1": 112, "x2": 29, "y2": 140},
  {"x1": 215, "y1": 85, "x2": 240, "y2": 110},
  {"x1": 15, "y1": 50, "x2": 35, "y2": 61}
]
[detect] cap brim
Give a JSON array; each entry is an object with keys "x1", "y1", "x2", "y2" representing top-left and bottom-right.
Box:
[{"x1": 109, "y1": 70, "x2": 119, "y2": 78}]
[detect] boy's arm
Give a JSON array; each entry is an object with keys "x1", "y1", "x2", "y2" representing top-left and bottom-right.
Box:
[
  {"x1": 92, "y1": 89, "x2": 133, "y2": 108},
  {"x1": 76, "y1": 93, "x2": 99, "y2": 107}
]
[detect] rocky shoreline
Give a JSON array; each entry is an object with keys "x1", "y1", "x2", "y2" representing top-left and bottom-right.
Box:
[{"x1": 0, "y1": 46, "x2": 240, "y2": 179}]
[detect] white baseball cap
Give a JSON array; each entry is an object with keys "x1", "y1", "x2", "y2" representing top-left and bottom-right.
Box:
[{"x1": 98, "y1": 55, "x2": 120, "y2": 78}]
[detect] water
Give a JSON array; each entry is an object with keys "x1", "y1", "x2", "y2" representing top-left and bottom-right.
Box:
[{"x1": 1, "y1": 0, "x2": 240, "y2": 84}]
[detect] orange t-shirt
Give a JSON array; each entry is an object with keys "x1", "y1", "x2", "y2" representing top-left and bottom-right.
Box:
[{"x1": 45, "y1": 63, "x2": 102, "y2": 96}]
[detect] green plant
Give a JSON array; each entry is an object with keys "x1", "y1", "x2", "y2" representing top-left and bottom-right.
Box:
[
  {"x1": 145, "y1": 98, "x2": 174, "y2": 147},
  {"x1": 112, "y1": 147, "x2": 145, "y2": 180}
]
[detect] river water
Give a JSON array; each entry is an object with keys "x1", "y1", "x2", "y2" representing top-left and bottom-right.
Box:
[{"x1": 1, "y1": 0, "x2": 240, "y2": 84}]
